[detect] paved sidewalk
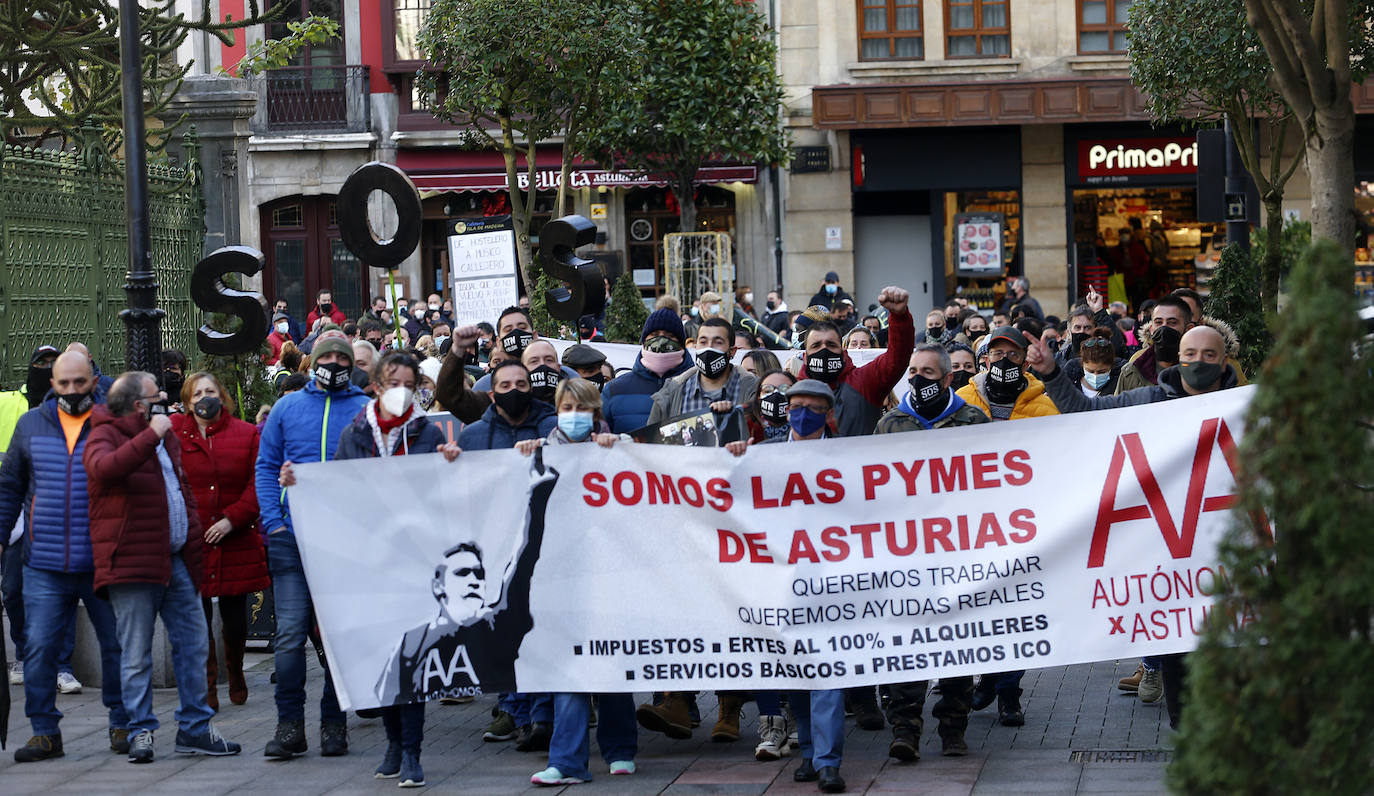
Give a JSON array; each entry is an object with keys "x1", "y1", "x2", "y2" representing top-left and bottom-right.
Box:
[{"x1": 0, "y1": 654, "x2": 1173, "y2": 794}]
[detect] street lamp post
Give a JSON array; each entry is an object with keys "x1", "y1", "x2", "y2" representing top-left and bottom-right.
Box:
[{"x1": 117, "y1": 0, "x2": 164, "y2": 379}]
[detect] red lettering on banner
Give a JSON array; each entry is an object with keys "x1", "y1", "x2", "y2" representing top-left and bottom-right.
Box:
[
  {"x1": 924, "y1": 517, "x2": 954, "y2": 552},
  {"x1": 974, "y1": 513, "x2": 1007, "y2": 548},
  {"x1": 612, "y1": 471, "x2": 643, "y2": 505},
  {"x1": 820, "y1": 526, "x2": 849, "y2": 561},
  {"x1": 705, "y1": 478, "x2": 733, "y2": 512},
  {"x1": 816, "y1": 469, "x2": 845, "y2": 503},
  {"x1": 1008, "y1": 508, "x2": 1037, "y2": 542},
  {"x1": 930, "y1": 456, "x2": 968, "y2": 492},
  {"x1": 862, "y1": 464, "x2": 889, "y2": 500},
  {"x1": 971, "y1": 453, "x2": 1000, "y2": 489},
  {"x1": 788, "y1": 530, "x2": 820, "y2": 563},
  {"x1": 718, "y1": 529, "x2": 745, "y2": 562},
  {"x1": 781, "y1": 473, "x2": 815, "y2": 506},
  {"x1": 850, "y1": 523, "x2": 881, "y2": 557},
  {"x1": 893, "y1": 460, "x2": 924, "y2": 495},
  {"x1": 1004, "y1": 450, "x2": 1033, "y2": 485},
  {"x1": 750, "y1": 476, "x2": 778, "y2": 509},
  {"x1": 1087, "y1": 418, "x2": 1242, "y2": 568},
  {"x1": 646, "y1": 471, "x2": 679, "y2": 505},
  {"x1": 718, "y1": 530, "x2": 772, "y2": 563},
  {"x1": 582, "y1": 472, "x2": 609, "y2": 506},
  {"x1": 744, "y1": 533, "x2": 773, "y2": 563}
]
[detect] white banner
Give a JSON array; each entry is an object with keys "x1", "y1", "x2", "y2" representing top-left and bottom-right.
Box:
[
  {"x1": 290, "y1": 386, "x2": 1254, "y2": 710},
  {"x1": 545, "y1": 338, "x2": 888, "y2": 377}
]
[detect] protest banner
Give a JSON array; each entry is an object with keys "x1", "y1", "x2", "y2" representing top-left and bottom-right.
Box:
[
  {"x1": 545, "y1": 338, "x2": 887, "y2": 377},
  {"x1": 449, "y1": 216, "x2": 519, "y2": 328},
  {"x1": 288, "y1": 386, "x2": 1255, "y2": 710}
]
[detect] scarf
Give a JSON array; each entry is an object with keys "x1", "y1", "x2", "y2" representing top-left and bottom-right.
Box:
[{"x1": 368, "y1": 402, "x2": 414, "y2": 457}]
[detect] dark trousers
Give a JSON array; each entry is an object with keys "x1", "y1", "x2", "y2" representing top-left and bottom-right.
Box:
[
  {"x1": 381, "y1": 703, "x2": 425, "y2": 753},
  {"x1": 1159, "y1": 652, "x2": 1187, "y2": 728},
  {"x1": 883, "y1": 677, "x2": 974, "y2": 740}
]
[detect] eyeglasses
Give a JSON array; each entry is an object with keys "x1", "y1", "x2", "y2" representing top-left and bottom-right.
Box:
[
  {"x1": 987, "y1": 349, "x2": 1025, "y2": 363},
  {"x1": 140, "y1": 392, "x2": 164, "y2": 402},
  {"x1": 643, "y1": 336, "x2": 683, "y2": 353},
  {"x1": 1082, "y1": 339, "x2": 1113, "y2": 349},
  {"x1": 760, "y1": 384, "x2": 789, "y2": 396}
]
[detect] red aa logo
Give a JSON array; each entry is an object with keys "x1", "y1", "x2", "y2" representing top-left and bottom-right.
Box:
[{"x1": 1087, "y1": 417, "x2": 1248, "y2": 568}]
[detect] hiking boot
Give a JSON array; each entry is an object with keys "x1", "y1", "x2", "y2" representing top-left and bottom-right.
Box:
[
  {"x1": 376, "y1": 742, "x2": 402, "y2": 778},
  {"x1": 818, "y1": 765, "x2": 846, "y2": 793},
  {"x1": 856, "y1": 702, "x2": 885, "y2": 731},
  {"x1": 128, "y1": 730, "x2": 155, "y2": 764},
  {"x1": 483, "y1": 710, "x2": 518, "y2": 742},
  {"x1": 754, "y1": 715, "x2": 790, "y2": 761},
  {"x1": 970, "y1": 677, "x2": 997, "y2": 711},
  {"x1": 320, "y1": 723, "x2": 349, "y2": 756},
  {"x1": 941, "y1": 734, "x2": 969, "y2": 756},
  {"x1": 711, "y1": 694, "x2": 745, "y2": 742},
  {"x1": 110, "y1": 727, "x2": 131, "y2": 754},
  {"x1": 398, "y1": 750, "x2": 425, "y2": 788},
  {"x1": 888, "y1": 733, "x2": 920, "y2": 762},
  {"x1": 516, "y1": 721, "x2": 551, "y2": 752},
  {"x1": 636, "y1": 692, "x2": 693, "y2": 739},
  {"x1": 1118, "y1": 663, "x2": 1145, "y2": 692},
  {"x1": 56, "y1": 671, "x2": 82, "y2": 694},
  {"x1": 997, "y1": 689, "x2": 1025, "y2": 727},
  {"x1": 14, "y1": 734, "x2": 63, "y2": 762},
  {"x1": 794, "y1": 759, "x2": 818, "y2": 782},
  {"x1": 1138, "y1": 668, "x2": 1164, "y2": 703},
  {"x1": 175, "y1": 725, "x2": 241, "y2": 756},
  {"x1": 264, "y1": 720, "x2": 307, "y2": 759}
]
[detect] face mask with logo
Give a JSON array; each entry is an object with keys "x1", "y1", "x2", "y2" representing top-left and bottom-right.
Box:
[
  {"x1": 558, "y1": 410, "x2": 594, "y2": 441},
  {"x1": 193, "y1": 395, "x2": 222, "y2": 419},
  {"x1": 985, "y1": 359, "x2": 1025, "y2": 404},
  {"x1": 1178, "y1": 360, "x2": 1223, "y2": 391},
  {"x1": 529, "y1": 365, "x2": 561, "y2": 403},
  {"x1": 501, "y1": 329, "x2": 534, "y2": 356},
  {"x1": 56, "y1": 390, "x2": 94, "y2": 416},
  {"x1": 314, "y1": 361, "x2": 352, "y2": 392},
  {"x1": 415, "y1": 386, "x2": 435, "y2": 410},
  {"x1": 759, "y1": 391, "x2": 788, "y2": 423},
  {"x1": 380, "y1": 386, "x2": 414, "y2": 417},
  {"x1": 908, "y1": 373, "x2": 947, "y2": 414},
  {"x1": 695, "y1": 348, "x2": 729, "y2": 379},
  {"x1": 806, "y1": 349, "x2": 845, "y2": 382},
  {"x1": 586, "y1": 372, "x2": 607, "y2": 388},
  {"x1": 493, "y1": 387, "x2": 532, "y2": 418},
  {"x1": 949, "y1": 369, "x2": 974, "y2": 391},
  {"x1": 1083, "y1": 370, "x2": 1111, "y2": 390},
  {"x1": 787, "y1": 405, "x2": 828, "y2": 437},
  {"x1": 1151, "y1": 325, "x2": 1182, "y2": 363}
]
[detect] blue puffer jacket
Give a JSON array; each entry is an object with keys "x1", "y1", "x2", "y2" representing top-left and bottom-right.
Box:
[
  {"x1": 255, "y1": 379, "x2": 371, "y2": 535},
  {"x1": 0, "y1": 397, "x2": 103, "y2": 572},
  {"x1": 456, "y1": 400, "x2": 557, "y2": 451},
  {"x1": 601, "y1": 352, "x2": 696, "y2": 434}
]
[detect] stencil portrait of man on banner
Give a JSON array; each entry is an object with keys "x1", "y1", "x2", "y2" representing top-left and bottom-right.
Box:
[{"x1": 375, "y1": 457, "x2": 559, "y2": 705}]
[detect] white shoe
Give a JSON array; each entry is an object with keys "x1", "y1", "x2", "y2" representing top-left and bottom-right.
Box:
[
  {"x1": 57, "y1": 671, "x2": 83, "y2": 694},
  {"x1": 1138, "y1": 668, "x2": 1164, "y2": 703},
  {"x1": 754, "y1": 715, "x2": 791, "y2": 761},
  {"x1": 7, "y1": 661, "x2": 22, "y2": 685},
  {"x1": 608, "y1": 760, "x2": 636, "y2": 775},
  {"x1": 531, "y1": 766, "x2": 589, "y2": 785}
]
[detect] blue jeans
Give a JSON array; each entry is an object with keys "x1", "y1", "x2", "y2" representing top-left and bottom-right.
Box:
[
  {"x1": 381, "y1": 703, "x2": 425, "y2": 752},
  {"x1": 21, "y1": 565, "x2": 129, "y2": 736},
  {"x1": 106, "y1": 555, "x2": 214, "y2": 736},
  {"x1": 547, "y1": 693, "x2": 637, "y2": 780},
  {"x1": 501, "y1": 692, "x2": 553, "y2": 726},
  {"x1": 1142, "y1": 656, "x2": 1160, "y2": 671},
  {"x1": 789, "y1": 689, "x2": 844, "y2": 769},
  {"x1": 268, "y1": 533, "x2": 343, "y2": 725},
  {"x1": 2, "y1": 543, "x2": 76, "y2": 670}
]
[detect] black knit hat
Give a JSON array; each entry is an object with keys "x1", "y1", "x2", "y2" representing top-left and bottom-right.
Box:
[{"x1": 640, "y1": 308, "x2": 685, "y2": 344}]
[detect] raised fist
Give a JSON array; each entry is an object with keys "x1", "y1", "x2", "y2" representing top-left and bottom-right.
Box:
[{"x1": 877, "y1": 286, "x2": 910, "y2": 314}]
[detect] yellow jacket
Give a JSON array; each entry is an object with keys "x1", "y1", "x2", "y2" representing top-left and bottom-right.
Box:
[{"x1": 957, "y1": 371, "x2": 1060, "y2": 420}]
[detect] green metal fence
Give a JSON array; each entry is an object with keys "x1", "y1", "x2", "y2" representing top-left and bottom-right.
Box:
[{"x1": 0, "y1": 130, "x2": 204, "y2": 387}]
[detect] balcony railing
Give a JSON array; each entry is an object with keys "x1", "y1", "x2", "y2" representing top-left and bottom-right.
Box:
[{"x1": 250, "y1": 65, "x2": 371, "y2": 135}]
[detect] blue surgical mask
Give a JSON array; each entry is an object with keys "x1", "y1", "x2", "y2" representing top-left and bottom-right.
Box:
[
  {"x1": 787, "y1": 405, "x2": 828, "y2": 437},
  {"x1": 1084, "y1": 371, "x2": 1111, "y2": 390},
  {"x1": 825, "y1": 284, "x2": 838, "y2": 295},
  {"x1": 558, "y1": 410, "x2": 595, "y2": 441}
]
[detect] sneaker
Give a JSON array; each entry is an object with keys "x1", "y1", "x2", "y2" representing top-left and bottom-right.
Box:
[
  {"x1": 609, "y1": 760, "x2": 636, "y2": 775},
  {"x1": 516, "y1": 721, "x2": 551, "y2": 752},
  {"x1": 888, "y1": 733, "x2": 920, "y2": 762},
  {"x1": 1138, "y1": 669, "x2": 1164, "y2": 703},
  {"x1": 941, "y1": 734, "x2": 969, "y2": 756},
  {"x1": 376, "y1": 743, "x2": 402, "y2": 778},
  {"x1": 398, "y1": 750, "x2": 425, "y2": 788},
  {"x1": 7, "y1": 660, "x2": 22, "y2": 685},
  {"x1": 56, "y1": 671, "x2": 82, "y2": 694},
  {"x1": 110, "y1": 727, "x2": 131, "y2": 754},
  {"x1": 175, "y1": 725, "x2": 242, "y2": 756},
  {"x1": 970, "y1": 677, "x2": 997, "y2": 711},
  {"x1": 14, "y1": 734, "x2": 63, "y2": 763},
  {"x1": 483, "y1": 710, "x2": 518, "y2": 742},
  {"x1": 128, "y1": 730, "x2": 155, "y2": 764},
  {"x1": 264, "y1": 720, "x2": 307, "y2": 759},
  {"x1": 531, "y1": 766, "x2": 590, "y2": 786},
  {"x1": 320, "y1": 722, "x2": 349, "y2": 756},
  {"x1": 997, "y1": 689, "x2": 1025, "y2": 727},
  {"x1": 754, "y1": 715, "x2": 790, "y2": 762},
  {"x1": 1118, "y1": 663, "x2": 1145, "y2": 692}
]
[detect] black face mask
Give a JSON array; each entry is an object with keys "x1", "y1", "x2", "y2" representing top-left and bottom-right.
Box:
[
  {"x1": 1178, "y1": 360, "x2": 1223, "y2": 391},
  {"x1": 986, "y1": 359, "x2": 1026, "y2": 404},
  {"x1": 313, "y1": 361, "x2": 352, "y2": 392},
  {"x1": 949, "y1": 370, "x2": 974, "y2": 392},
  {"x1": 25, "y1": 366, "x2": 51, "y2": 409},
  {"x1": 193, "y1": 395, "x2": 222, "y2": 419},
  {"x1": 759, "y1": 391, "x2": 788, "y2": 423},
  {"x1": 765, "y1": 299, "x2": 778, "y2": 311},
  {"x1": 163, "y1": 371, "x2": 184, "y2": 403},
  {"x1": 695, "y1": 348, "x2": 730, "y2": 379},
  {"x1": 806, "y1": 349, "x2": 845, "y2": 382},
  {"x1": 501, "y1": 329, "x2": 534, "y2": 356},
  {"x1": 319, "y1": 303, "x2": 333, "y2": 314},
  {"x1": 1070, "y1": 331, "x2": 1088, "y2": 353},
  {"x1": 493, "y1": 388, "x2": 533, "y2": 419},
  {"x1": 586, "y1": 372, "x2": 607, "y2": 388},
  {"x1": 528, "y1": 365, "x2": 561, "y2": 403},
  {"x1": 909, "y1": 374, "x2": 947, "y2": 414},
  {"x1": 1152, "y1": 325, "x2": 1183, "y2": 363},
  {"x1": 927, "y1": 325, "x2": 945, "y2": 339},
  {"x1": 56, "y1": 390, "x2": 94, "y2": 416}
]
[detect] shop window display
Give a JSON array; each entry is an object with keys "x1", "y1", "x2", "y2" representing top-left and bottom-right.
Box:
[
  {"x1": 626, "y1": 186, "x2": 736, "y2": 299},
  {"x1": 1354, "y1": 182, "x2": 1374, "y2": 307},
  {"x1": 942, "y1": 190, "x2": 1019, "y2": 309}
]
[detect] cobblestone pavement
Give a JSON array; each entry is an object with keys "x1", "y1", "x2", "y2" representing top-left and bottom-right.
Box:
[{"x1": 0, "y1": 654, "x2": 1173, "y2": 794}]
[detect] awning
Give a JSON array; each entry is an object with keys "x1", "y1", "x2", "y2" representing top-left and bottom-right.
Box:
[{"x1": 396, "y1": 148, "x2": 757, "y2": 193}]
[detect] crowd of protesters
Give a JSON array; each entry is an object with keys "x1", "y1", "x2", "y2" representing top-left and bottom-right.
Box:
[{"x1": 0, "y1": 272, "x2": 1247, "y2": 792}]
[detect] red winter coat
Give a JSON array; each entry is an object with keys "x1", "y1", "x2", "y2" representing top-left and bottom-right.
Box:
[
  {"x1": 172, "y1": 412, "x2": 270, "y2": 598},
  {"x1": 306, "y1": 305, "x2": 347, "y2": 331},
  {"x1": 84, "y1": 407, "x2": 204, "y2": 597}
]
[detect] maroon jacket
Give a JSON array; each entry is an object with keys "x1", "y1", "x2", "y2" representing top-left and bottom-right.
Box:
[
  {"x1": 84, "y1": 407, "x2": 204, "y2": 597},
  {"x1": 799, "y1": 307, "x2": 915, "y2": 437},
  {"x1": 172, "y1": 412, "x2": 270, "y2": 598}
]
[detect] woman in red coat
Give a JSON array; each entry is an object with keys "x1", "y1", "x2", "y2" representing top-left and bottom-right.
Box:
[{"x1": 172, "y1": 372, "x2": 270, "y2": 710}]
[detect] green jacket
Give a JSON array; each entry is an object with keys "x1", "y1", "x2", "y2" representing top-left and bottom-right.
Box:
[{"x1": 875, "y1": 396, "x2": 990, "y2": 434}]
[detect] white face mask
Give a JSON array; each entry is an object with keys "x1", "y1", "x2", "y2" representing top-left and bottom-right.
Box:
[
  {"x1": 429, "y1": 303, "x2": 441, "y2": 311},
  {"x1": 276, "y1": 321, "x2": 289, "y2": 334},
  {"x1": 744, "y1": 292, "x2": 754, "y2": 304},
  {"x1": 707, "y1": 303, "x2": 722, "y2": 316},
  {"x1": 380, "y1": 386, "x2": 414, "y2": 417}
]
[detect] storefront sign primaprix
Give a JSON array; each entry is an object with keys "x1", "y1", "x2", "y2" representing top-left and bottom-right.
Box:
[
  {"x1": 287, "y1": 387, "x2": 1257, "y2": 709},
  {"x1": 1078, "y1": 137, "x2": 1199, "y2": 184}
]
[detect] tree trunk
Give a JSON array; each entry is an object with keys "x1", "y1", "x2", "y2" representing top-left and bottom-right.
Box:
[
  {"x1": 556, "y1": 115, "x2": 579, "y2": 219},
  {"x1": 1306, "y1": 109, "x2": 1356, "y2": 258},
  {"x1": 674, "y1": 173, "x2": 697, "y2": 232},
  {"x1": 499, "y1": 114, "x2": 536, "y2": 292},
  {"x1": 1261, "y1": 193, "x2": 1283, "y2": 316}
]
